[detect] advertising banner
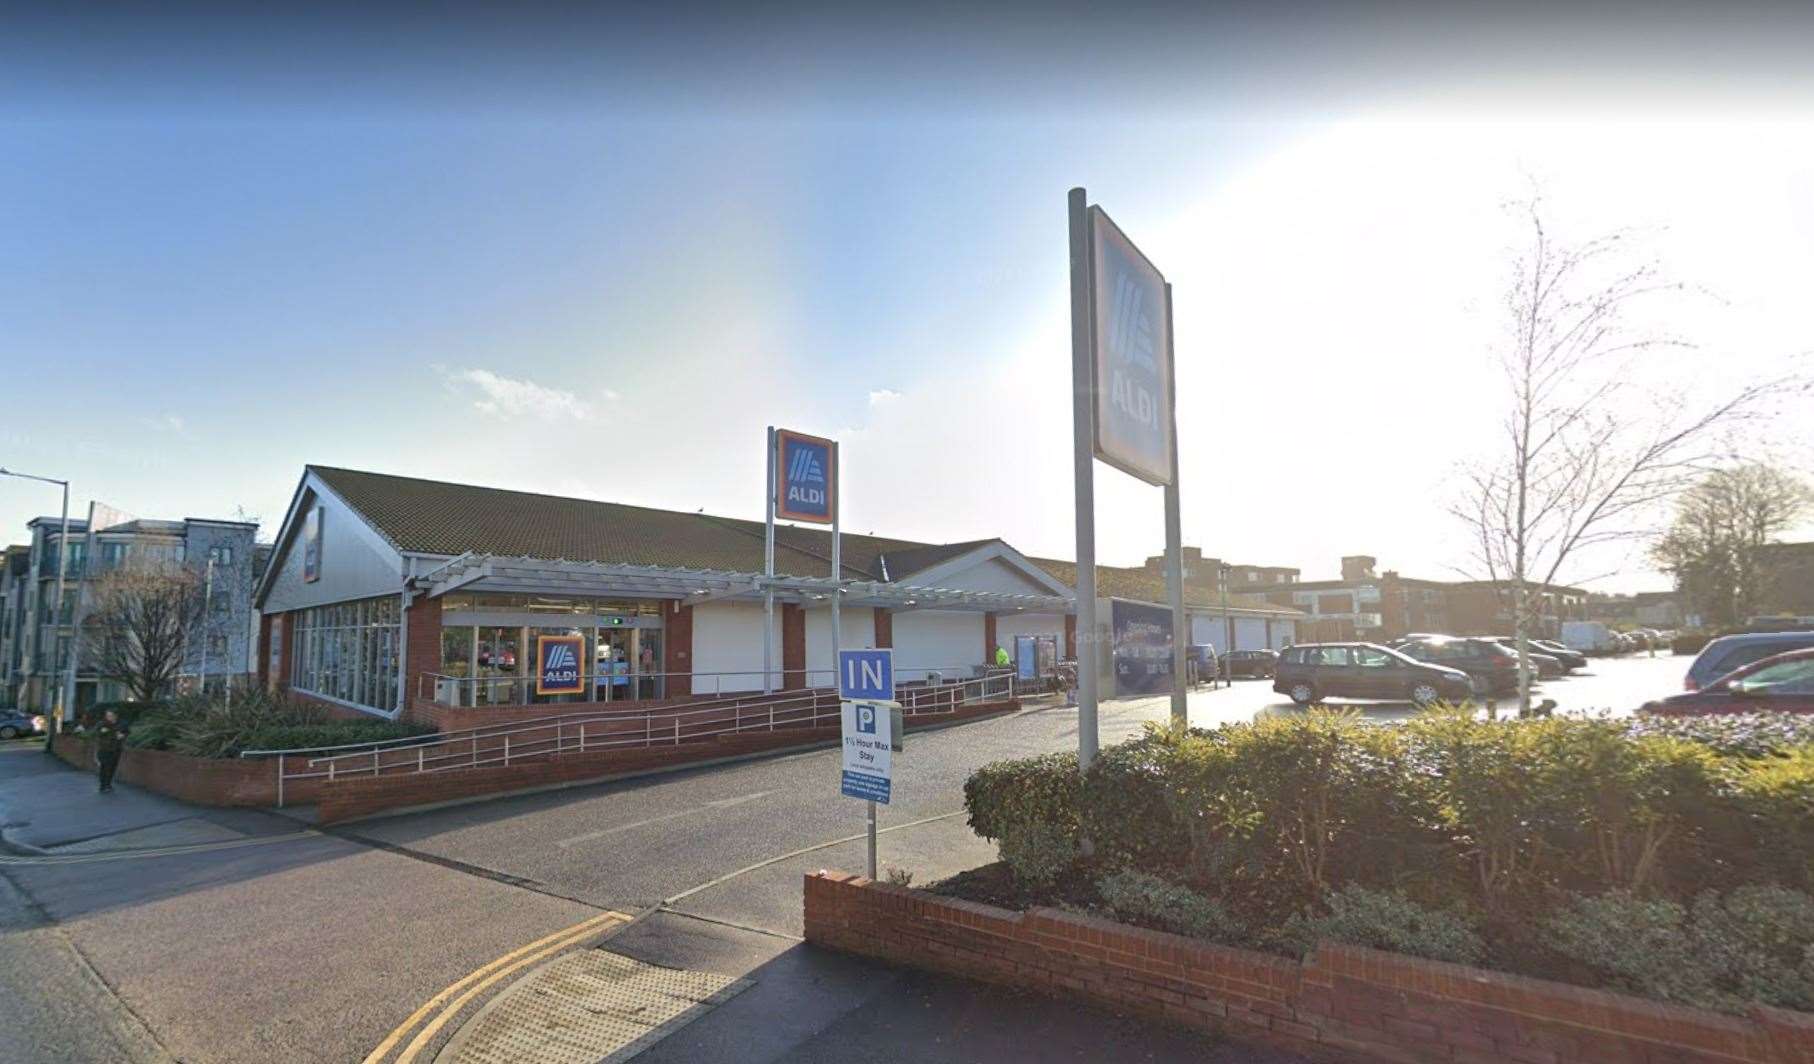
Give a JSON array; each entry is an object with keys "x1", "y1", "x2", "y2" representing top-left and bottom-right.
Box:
[
  {"x1": 774, "y1": 428, "x2": 836, "y2": 523},
  {"x1": 1089, "y1": 206, "x2": 1173, "y2": 486},
  {"x1": 534, "y1": 633, "x2": 586, "y2": 696},
  {"x1": 1110, "y1": 598, "x2": 1174, "y2": 696}
]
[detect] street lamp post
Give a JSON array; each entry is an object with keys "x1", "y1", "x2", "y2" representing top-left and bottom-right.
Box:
[
  {"x1": 1219, "y1": 563, "x2": 1232, "y2": 689},
  {"x1": 0, "y1": 467, "x2": 71, "y2": 751}
]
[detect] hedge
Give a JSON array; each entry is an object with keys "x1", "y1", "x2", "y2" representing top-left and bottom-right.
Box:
[
  {"x1": 958, "y1": 709, "x2": 1814, "y2": 1012},
  {"x1": 123, "y1": 691, "x2": 432, "y2": 758}
]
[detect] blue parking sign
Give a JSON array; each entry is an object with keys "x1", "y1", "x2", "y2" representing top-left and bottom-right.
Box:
[{"x1": 838, "y1": 648, "x2": 893, "y2": 702}]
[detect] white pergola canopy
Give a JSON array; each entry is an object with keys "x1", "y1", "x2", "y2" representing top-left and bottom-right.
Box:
[{"x1": 411, "y1": 553, "x2": 1076, "y2": 614}]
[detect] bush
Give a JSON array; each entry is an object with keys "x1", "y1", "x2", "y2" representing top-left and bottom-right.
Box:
[
  {"x1": 1626, "y1": 713, "x2": 1814, "y2": 758},
  {"x1": 1097, "y1": 870, "x2": 1244, "y2": 943},
  {"x1": 120, "y1": 692, "x2": 432, "y2": 758},
  {"x1": 1544, "y1": 887, "x2": 1814, "y2": 1013},
  {"x1": 998, "y1": 819, "x2": 1076, "y2": 888},
  {"x1": 1729, "y1": 746, "x2": 1814, "y2": 890},
  {"x1": 965, "y1": 750, "x2": 1080, "y2": 844},
  {"x1": 88, "y1": 700, "x2": 173, "y2": 728},
  {"x1": 1282, "y1": 884, "x2": 1484, "y2": 965}
]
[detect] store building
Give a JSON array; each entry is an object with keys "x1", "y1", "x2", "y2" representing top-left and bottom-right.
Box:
[
  {"x1": 254, "y1": 467, "x2": 1081, "y2": 720},
  {"x1": 255, "y1": 466, "x2": 1305, "y2": 722}
]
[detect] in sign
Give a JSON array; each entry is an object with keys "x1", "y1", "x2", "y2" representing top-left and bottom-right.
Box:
[{"x1": 838, "y1": 648, "x2": 893, "y2": 702}]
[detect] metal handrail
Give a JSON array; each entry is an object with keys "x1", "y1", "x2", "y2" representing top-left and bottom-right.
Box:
[
  {"x1": 260, "y1": 670, "x2": 1014, "y2": 805},
  {"x1": 416, "y1": 663, "x2": 1003, "y2": 707}
]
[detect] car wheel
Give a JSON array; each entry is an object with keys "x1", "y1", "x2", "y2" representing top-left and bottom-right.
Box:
[
  {"x1": 1288, "y1": 683, "x2": 1317, "y2": 706},
  {"x1": 0, "y1": 726, "x2": 17, "y2": 740},
  {"x1": 1410, "y1": 683, "x2": 1441, "y2": 707}
]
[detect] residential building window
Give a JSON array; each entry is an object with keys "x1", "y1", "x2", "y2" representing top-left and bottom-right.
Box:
[
  {"x1": 207, "y1": 546, "x2": 234, "y2": 567},
  {"x1": 289, "y1": 595, "x2": 401, "y2": 713},
  {"x1": 99, "y1": 542, "x2": 130, "y2": 572}
]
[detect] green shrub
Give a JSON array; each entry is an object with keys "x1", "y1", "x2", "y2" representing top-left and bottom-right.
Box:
[
  {"x1": 116, "y1": 692, "x2": 431, "y2": 759},
  {"x1": 1096, "y1": 870, "x2": 1244, "y2": 943},
  {"x1": 1282, "y1": 883, "x2": 1484, "y2": 965},
  {"x1": 89, "y1": 700, "x2": 174, "y2": 728},
  {"x1": 998, "y1": 819, "x2": 1076, "y2": 888},
  {"x1": 965, "y1": 750, "x2": 1080, "y2": 844},
  {"x1": 1078, "y1": 729, "x2": 1191, "y2": 870},
  {"x1": 1544, "y1": 887, "x2": 1814, "y2": 1013},
  {"x1": 1626, "y1": 713, "x2": 1814, "y2": 758},
  {"x1": 1729, "y1": 746, "x2": 1814, "y2": 890}
]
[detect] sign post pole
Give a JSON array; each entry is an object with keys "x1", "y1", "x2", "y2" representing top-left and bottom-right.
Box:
[
  {"x1": 1068, "y1": 186, "x2": 1100, "y2": 771},
  {"x1": 1162, "y1": 282, "x2": 1187, "y2": 729},
  {"x1": 830, "y1": 440, "x2": 841, "y2": 693},
  {"x1": 764, "y1": 426, "x2": 776, "y2": 695},
  {"x1": 839, "y1": 649, "x2": 895, "y2": 881}
]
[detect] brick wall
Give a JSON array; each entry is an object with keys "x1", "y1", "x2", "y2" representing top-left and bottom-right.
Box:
[
  {"x1": 52, "y1": 734, "x2": 329, "y2": 806},
  {"x1": 403, "y1": 593, "x2": 441, "y2": 706},
  {"x1": 315, "y1": 698, "x2": 1017, "y2": 824},
  {"x1": 782, "y1": 603, "x2": 806, "y2": 690},
  {"x1": 874, "y1": 608, "x2": 892, "y2": 649},
  {"x1": 665, "y1": 601, "x2": 693, "y2": 697},
  {"x1": 983, "y1": 612, "x2": 997, "y2": 662},
  {"x1": 1064, "y1": 614, "x2": 1076, "y2": 660},
  {"x1": 804, "y1": 871, "x2": 1814, "y2": 1064}
]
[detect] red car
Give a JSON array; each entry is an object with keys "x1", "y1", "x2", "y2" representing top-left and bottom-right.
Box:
[{"x1": 1641, "y1": 647, "x2": 1814, "y2": 715}]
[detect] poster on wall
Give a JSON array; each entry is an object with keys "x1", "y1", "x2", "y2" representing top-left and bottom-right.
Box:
[
  {"x1": 302, "y1": 505, "x2": 322, "y2": 583},
  {"x1": 1110, "y1": 599, "x2": 1174, "y2": 696},
  {"x1": 534, "y1": 634, "x2": 587, "y2": 695}
]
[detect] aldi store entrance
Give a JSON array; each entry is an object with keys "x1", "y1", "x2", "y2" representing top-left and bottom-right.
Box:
[{"x1": 435, "y1": 593, "x2": 666, "y2": 706}]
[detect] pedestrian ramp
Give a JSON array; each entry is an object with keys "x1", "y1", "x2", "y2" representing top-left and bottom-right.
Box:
[{"x1": 436, "y1": 948, "x2": 751, "y2": 1064}]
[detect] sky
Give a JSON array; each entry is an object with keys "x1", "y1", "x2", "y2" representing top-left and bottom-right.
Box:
[{"x1": 3, "y1": 3, "x2": 1812, "y2": 593}]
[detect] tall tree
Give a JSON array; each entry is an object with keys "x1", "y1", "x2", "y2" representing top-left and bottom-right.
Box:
[
  {"x1": 86, "y1": 559, "x2": 206, "y2": 704},
  {"x1": 1651, "y1": 464, "x2": 1811, "y2": 627},
  {"x1": 1453, "y1": 197, "x2": 1793, "y2": 715}
]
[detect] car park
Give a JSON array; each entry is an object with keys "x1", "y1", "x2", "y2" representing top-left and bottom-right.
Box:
[
  {"x1": 1682, "y1": 630, "x2": 1814, "y2": 691},
  {"x1": 0, "y1": 711, "x2": 40, "y2": 740},
  {"x1": 1390, "y1": 635, "x2": 1523, "y2": 696},
  {"x1": 1475, "y1": 637, "x2": 1567, "y2": 679},
  {"x1": 1219, "y1": 649, "x2": 1278, "y2": 679},
  {"x1": 1529, "y1": 639, "x2": 1587, "y2": 671},
  {"x1": 1274, "y1": 642, "x2": 1473, "y2": 707},
  {"x1": 1642, "y1": 647, "x2": 1814, "y2": 715}
]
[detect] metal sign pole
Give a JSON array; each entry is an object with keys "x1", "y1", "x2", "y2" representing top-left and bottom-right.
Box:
[
  {"x1": 830, "y1": 440, "x2": 841, "y2": 688},
  {"x1": 764, "y1": 426, "x2": 776, "y2": 695},
  {"x1": 1068, "y1": 186, "x2": 1099, "y2": 770},
  {"x1": 1162, "y1": 282, "x2": 1187, "y2": 729},
  {"x1": 866, "y1": 798, "x2": 877, "y2": 879}
]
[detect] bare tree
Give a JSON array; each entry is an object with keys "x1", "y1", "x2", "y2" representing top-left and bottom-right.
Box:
[
  {"x1": 1453, "y1": 196, "x2": 1796, "y2": 716},
  {"x1": 1651, "y1": 464, "x2": 1811, "y2": 628},
  {"x1": 86, "y1": 559, "x2": 206, "y2": 704}
]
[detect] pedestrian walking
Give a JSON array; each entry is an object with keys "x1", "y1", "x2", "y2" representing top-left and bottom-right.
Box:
[{"x1": 93, "y1": 709, "x2": 128, "y2": 793}]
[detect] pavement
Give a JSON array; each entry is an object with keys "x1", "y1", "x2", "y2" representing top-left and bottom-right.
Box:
[{"x1": 0, "y1": 654, "x2": 1688, "y2": 1063}]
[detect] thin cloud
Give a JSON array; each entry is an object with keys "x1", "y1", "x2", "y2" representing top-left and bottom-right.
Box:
[
  {"x1": 868, "y1": 389, "x2": 902, "y2": 406},
  {"x1": 140, "y1": 413, "x2": 188, "y2": 435},
  {"x1": 444, "y1": 368, "x2": 592, "y2": 420}
]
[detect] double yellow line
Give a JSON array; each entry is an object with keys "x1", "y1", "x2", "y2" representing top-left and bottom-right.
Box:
[{"x1": 363, "y1": 908, "x2": 633, "y2": 1064}]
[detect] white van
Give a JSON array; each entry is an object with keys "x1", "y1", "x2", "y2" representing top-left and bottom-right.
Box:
[{"x1": 1561, "y1": 621, "x2": 1619, "y2": 655}]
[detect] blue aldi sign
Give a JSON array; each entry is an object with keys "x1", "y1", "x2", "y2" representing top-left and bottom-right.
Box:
[
  {"x1": 534, "y1": 634, "x2": 587, "y2": 696},
  {"x1": 1089, "y1": 206, "x2": 1174, "y2": 487},
  {"x1": 775, "y1": 428, "x2": 836, "y2": 524}
]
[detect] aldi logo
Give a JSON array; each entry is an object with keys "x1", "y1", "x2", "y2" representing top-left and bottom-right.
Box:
[
  {"x1": 535, "y1": 634, "x2": 586, "y2": 695},
  {"x1": 774, "y1": 428, "x2": 836, "y2": 524}
]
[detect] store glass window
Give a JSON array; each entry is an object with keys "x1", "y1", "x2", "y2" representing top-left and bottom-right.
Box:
[{"x1": 289, "y1": 595, "x2": 401, "y2": 713}]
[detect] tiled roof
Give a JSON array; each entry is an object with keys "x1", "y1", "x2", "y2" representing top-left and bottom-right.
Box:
[
  {"x1": 312, "y1": 466, "x2": 987, "y2": 584},
  {"x1": 1028, "y1": 557, "x2": 1303, "y2": 616}
]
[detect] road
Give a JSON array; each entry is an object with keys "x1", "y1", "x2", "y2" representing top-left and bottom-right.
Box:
[{"x1": 0, "y1": 654, "x2": 1687, "y2": 1063}]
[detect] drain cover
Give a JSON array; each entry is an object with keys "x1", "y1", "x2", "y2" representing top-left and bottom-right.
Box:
[{"x1": 437, "y1": 948, "x2": 752, "y2": 1064}]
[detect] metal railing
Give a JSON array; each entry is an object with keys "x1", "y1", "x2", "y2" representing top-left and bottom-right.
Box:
[
  {"x1": 417, "y1": 664, "x2": 999, "y2": 707},
  {"x1": 245, "y1": 670, "x2": 1015, "y2": 805}
]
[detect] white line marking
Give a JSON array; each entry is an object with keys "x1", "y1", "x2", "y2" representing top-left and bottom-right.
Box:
[{"x1": 555, "y1": 791, "x2": 774, "y2": 849}]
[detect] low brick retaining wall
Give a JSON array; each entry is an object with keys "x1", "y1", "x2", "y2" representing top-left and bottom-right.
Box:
[
  {"x1": 313, "y1": 699, "x2": 1017, "y2": 824},
  {"x1": 804, "y1": 870, "x2": 1814, "y2": 1064},
  {"x1": 51, "y1": 735, "x2": 328, "y2": 807}
]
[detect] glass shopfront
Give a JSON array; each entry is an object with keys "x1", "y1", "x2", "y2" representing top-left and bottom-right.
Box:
[{"x1": 439, "y1": 592, "x2": 665, "y2": 706}]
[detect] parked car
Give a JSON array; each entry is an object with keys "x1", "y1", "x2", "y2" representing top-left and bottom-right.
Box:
[
  {"x1": 1475, "y1": 637, "x2": 1566, "y2": 679},
  {"x1": 1219, "y1": 649, "x2": 1278, "y2": 679},
  {"x1": 0, "y1": 711, "x2": 40, "y2": 740},
  {"x1": 1642, "y1": 647, "x2": 1814, "y2": 715},
  {"x1": 1274, "y1": 642, "x2": 1473, "y2": 707},
  {"x1": 1561, "y1": 620, "x2": 1620, "y2": 655},
  {"x1": 1390, "y1": 636, "x2": 1522, "y2": 696},
  {"x1": 1683, "y1": 631, "x2": 1814, "y2": 691},
  {"x1": 1529, "y1": 639, "x2": 1588, "y2": 671}
]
